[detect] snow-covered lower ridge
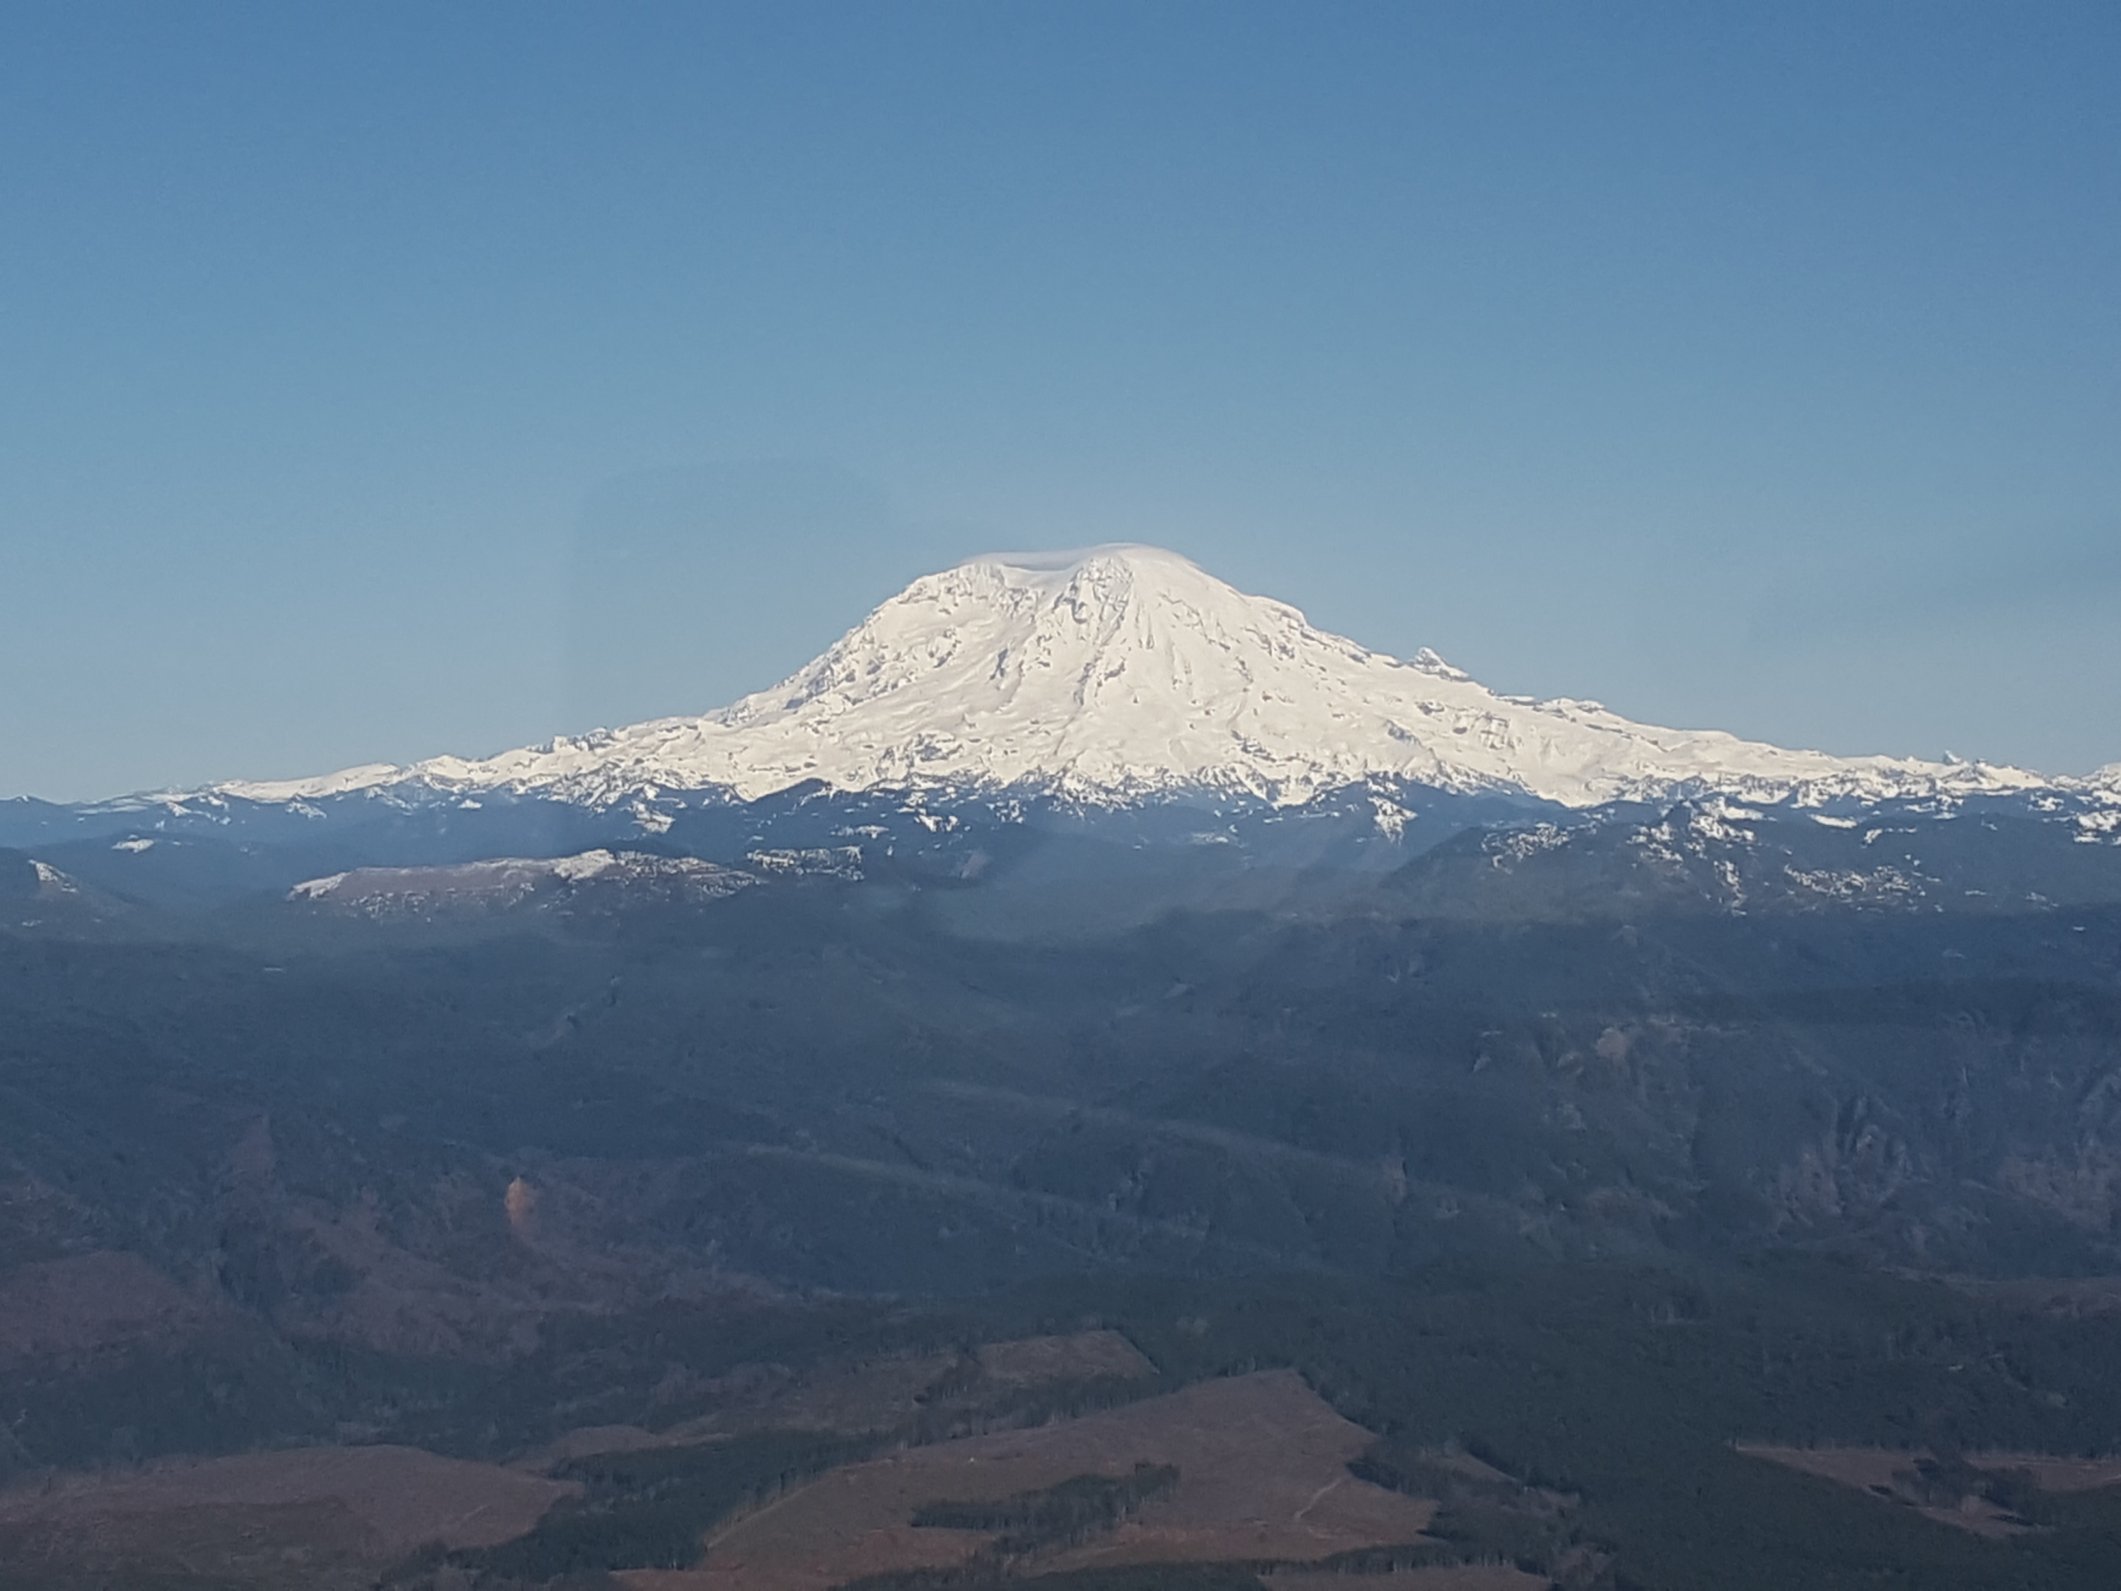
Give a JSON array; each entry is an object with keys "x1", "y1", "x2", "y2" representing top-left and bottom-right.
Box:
[
  {"x1": 209, "y1": 544, "x2": 2056, "y2": 812},
  {"x1": 289, "y1": 850, "x2": 755, "y2": 906},
  {"x1": 30, "y1": 860, "x2": 75, "y2": 892}
]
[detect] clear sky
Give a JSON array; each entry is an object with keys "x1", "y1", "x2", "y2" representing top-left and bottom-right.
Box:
[{"x1": 5, "y1": 1, "x2": 2117, "y2": 799}]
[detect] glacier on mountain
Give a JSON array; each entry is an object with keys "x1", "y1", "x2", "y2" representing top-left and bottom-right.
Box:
[{"x1": 204, "y1": 545, "x2": 2051, "y2": 813}]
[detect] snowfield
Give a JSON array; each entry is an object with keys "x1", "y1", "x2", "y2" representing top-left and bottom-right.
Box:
[{"x1": 204, "y1": 545, "x2": 2055, "y2": 812}]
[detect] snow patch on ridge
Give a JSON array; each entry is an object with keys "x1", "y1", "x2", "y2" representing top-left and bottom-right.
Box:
[{"x1": 288, "y1": 850, "x2": 756, "y2": 910}]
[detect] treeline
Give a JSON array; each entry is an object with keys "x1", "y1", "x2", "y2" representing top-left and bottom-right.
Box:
[
  {"x1": 843, "y1": 1565, "x2": 1265, "y2": 1591},
  {"x1": 910, "y1": 1462, "x2": 1179, "y2": 1556},
  {"x1": 431, "y1": 1428, "x2": 870, "y2": 1580}
]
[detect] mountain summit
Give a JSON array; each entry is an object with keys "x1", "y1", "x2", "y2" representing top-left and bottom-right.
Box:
[{"x1": 216, "y1": 545, "x2": 2039, "y2": 811}]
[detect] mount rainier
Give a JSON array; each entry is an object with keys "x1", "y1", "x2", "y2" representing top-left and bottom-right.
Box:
[{"x1": 182, "y1": 545, "x2": 2054, "y2": 813}]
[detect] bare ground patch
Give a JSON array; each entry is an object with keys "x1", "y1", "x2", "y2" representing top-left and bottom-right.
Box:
[
  {"x1": 0, "y1": 1500, "x2": 382, "y2": 1591},
  {"x1": 533, "y1": 1329, "x2": 1157, "y2": 1465},
  {"x1": 0, "y1": 1443, "x2": 576, "y2": 1557},
  {"x1": 1967, "y1": 1452, "x2": 2121, "y2": 1493},
  {"x1": 619, "y1": 1369, "x2": 1434, "y2": 1591}
]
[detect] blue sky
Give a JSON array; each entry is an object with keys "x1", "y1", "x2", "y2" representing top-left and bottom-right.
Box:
[{"x1": 4, "y1": 1, "x2": 2117, "y2": 799}]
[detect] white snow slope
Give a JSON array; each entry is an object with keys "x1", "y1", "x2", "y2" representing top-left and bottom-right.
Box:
[{"x1": 212, "y1": 545, "x2": 2050, "y2": 812}]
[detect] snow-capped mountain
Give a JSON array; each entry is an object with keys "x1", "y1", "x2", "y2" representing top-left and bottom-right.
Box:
[{"x1": 203, "y1": 545, "x2": 2046, "y2": 814}]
